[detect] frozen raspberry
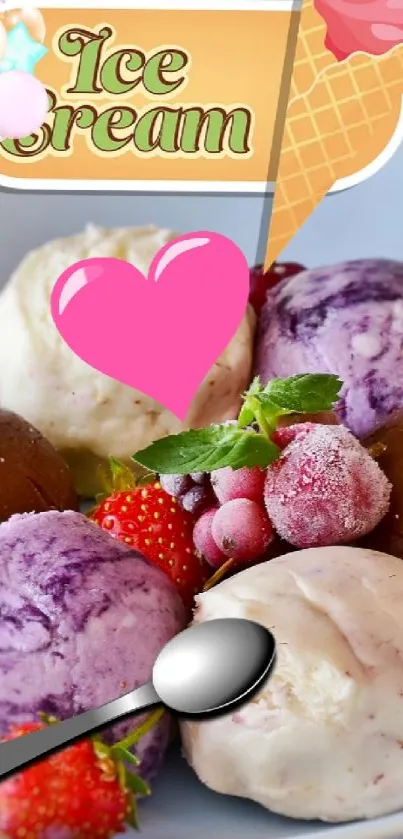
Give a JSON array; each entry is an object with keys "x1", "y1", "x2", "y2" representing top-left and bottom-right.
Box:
[
  {"x1": 272, "y1": 422, "x2": 316, "y2": 451},
  {"x1": 193, "y1": 508, "x2": 226, "y2": 568},
  {"x1": 273, "y1": 415, "x2": 341, "y2": 451},
  {"x1": 211, "y1": 499, "x2": 274, "y2": 562},
  {"x1": 264, "y1": 424, "x2": 391, "y2": 548},
  {"x1": 249, "y1": 262, "x2": 306, "y2": 313},
  {"x1": 211, "y1": 466, "x2": 266, "y2": 504}
]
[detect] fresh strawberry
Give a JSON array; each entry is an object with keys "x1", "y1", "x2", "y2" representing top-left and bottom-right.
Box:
[
  {"x1": 91, "y1": 476, "x2": 210, "y2": 608},
  {"x1": 249, "y1": 261, "x2": 306, "y2": 312},
  {"x1": 0, "y1": 710, "x2": 163, "y2": 838}
]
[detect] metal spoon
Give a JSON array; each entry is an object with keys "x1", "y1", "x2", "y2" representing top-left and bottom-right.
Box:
[{"x1": 0, "y1": 618, "x2": 276, "y2": 779}]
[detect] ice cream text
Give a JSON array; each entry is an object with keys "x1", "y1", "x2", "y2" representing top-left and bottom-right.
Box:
[{"x1": 0, "y1": 25, "x2": 254, "y2": 160}]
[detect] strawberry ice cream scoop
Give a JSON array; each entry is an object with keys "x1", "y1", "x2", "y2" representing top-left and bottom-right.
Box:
[
  {"x1": 0, "y1": 510, "x2": 186, "y2": 780},
  {"x1": 315, "y1": 0, "x2": 403, "y2": 60}
]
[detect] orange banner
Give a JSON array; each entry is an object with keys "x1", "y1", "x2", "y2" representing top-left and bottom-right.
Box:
[{"x1": 0, "y1": 4, "x2": 296, "y2": 191}]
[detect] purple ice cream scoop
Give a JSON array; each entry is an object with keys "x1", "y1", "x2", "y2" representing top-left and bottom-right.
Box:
[
  {"x1": 254, "y1": 259, "x2": 403, "y2": 438},
  {"x1": 0, "y1": 510, "x2": 186, "y2": 780}
]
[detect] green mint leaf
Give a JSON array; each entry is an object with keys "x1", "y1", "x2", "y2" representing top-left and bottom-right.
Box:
[
  {"x1": 245, "y1": 376, "x2": 263, "y2": 395},
  {"x1": 238, "y1": 402, "x2": 255, "y2": 428},
  {"x1": 264, "y1": 374, "x2": 342, "y2": 414},
  {"x1": 256, "y1": 392, "x2": 292, "y2": 417},
  {"x1": 240, "y1": 392, "x2": 290, "y2": 437},
  {"x1": 133, "y1": 426, "x2": 279, "y2": 473},
  {"x1": 238, "y1": 376, "x2": 263, "y2": 427},
  {"x1": 133, "y1": 375, "x2": 343, "y2": 476}
]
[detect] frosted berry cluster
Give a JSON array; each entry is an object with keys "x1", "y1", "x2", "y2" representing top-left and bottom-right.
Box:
[
  {"x1": 160, "y1": 423, "x2": 391, "y2": 571},
  {"x1": 194, "y1": 468, "x2": 274, "y2": 566}
]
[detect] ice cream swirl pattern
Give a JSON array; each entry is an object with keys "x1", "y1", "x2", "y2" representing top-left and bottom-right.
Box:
[
  {"x1": 255, "y1": 259, "x2": 403, "y2": 438},
  {"x1": 0, "y1": 510, "x2": 186, "y2": 780}
]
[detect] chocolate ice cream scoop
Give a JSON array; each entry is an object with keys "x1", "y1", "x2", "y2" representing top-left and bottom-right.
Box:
[
  {"x1": 0, "y1": 409, "x2": 77, "y2": 521},
  {"x1": 360, "y1": 410, "x2": 403, "y2": 559}
]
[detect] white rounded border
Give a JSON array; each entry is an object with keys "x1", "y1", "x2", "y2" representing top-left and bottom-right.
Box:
[
  {"x1": 0, "y1": 0, "x2": 401, "y2": 193},
  {"x1": 330, "y1": 99, "x2": 403, "y2": 194}
]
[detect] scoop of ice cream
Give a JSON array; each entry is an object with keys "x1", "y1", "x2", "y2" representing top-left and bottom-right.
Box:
[
  {"x1": 181, "y1": 546, "x2": 403, "y2": 822},
  {"x1": 360, "y1": 409, "x2": 403, "y2": 559},
  {"x1": 254, "y1": 258, "x2": 403, "y2": 438},
  {"x1": 0, "y1": 409, "x2": 77, "y2": 521},
  {"x1": 315, "y1": 0, "x2": 403, "y2": 60},
  {"x1": 0, "y1": 510, "x2": 186, "y2": 780},
  {"x1": 0, "y1": 224, "x2": 255, "y2": 497}
]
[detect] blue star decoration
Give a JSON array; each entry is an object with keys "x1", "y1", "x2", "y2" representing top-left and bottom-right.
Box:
[{"x1": 0, "y1": 22, "x2": 48, "y2": 74}]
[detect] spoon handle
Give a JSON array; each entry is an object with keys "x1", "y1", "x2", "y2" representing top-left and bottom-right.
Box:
[{"x1": 0, "y1": 681, "x2": 160, "y2": 779}]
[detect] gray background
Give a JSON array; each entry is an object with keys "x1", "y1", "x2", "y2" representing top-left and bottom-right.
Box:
[{"x1": 1, "y1": 140, "x2": 402, "y2": 286}]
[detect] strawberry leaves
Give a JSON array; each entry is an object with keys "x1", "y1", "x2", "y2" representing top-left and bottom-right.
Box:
[
  {"x1": 94, "y1": 456, "x2": 155, "y2": 506},
  {"x1": 0, "y1": 710, "x2": 164, "y2": 838}
]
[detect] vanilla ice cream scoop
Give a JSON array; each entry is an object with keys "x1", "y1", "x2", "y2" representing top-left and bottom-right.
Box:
[
  {"x1": 181, "y1": 546, "x2": 403, "y2": 823},
  {"x1": 0, "y1": 225, "x2": 255, "y2": 496}
]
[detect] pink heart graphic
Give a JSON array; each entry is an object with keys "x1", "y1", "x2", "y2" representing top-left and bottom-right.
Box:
[{"x1": 51, "y1": 232, "x2": 250, "y2": 420}]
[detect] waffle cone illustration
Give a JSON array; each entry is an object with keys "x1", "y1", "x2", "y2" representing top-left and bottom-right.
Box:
[
  {"x1": 265, "y1": 0, "x2": 403, "y2": 269},
  {"x1": 288, "y1": 0, "x2": 333, "y2": 100}
]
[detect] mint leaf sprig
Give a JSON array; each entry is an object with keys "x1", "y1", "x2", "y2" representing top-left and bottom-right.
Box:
[{"x1": 132, "y1": 373, "x2": 342, "y2": 475}]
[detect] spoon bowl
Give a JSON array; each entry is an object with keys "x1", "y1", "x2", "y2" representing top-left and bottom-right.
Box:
[{"x1": 154, "y1": 618, "x2": 276, "y2": 716}]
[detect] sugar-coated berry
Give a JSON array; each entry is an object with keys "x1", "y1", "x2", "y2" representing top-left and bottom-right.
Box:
[
  {"x1": 211, "y1": 499, "x2": 274, "y2": 562},
  {"x1": 272, "y1": 422, "x2": 316, "y2": 451},
  {"x1": 211, "y1": 466, "x2": 266, "y2": 504},
  {"x1": 159, "y1": 473, "x2": 191, "y2": 497},
  {"x1": 193, "y1": 508, "x2": 226, "y2": 567},
  {"x1": 264, "y1": 424, "x2": 392, "y2": 548},
  {"x1": 182, "y1": 485, "x2": 210, "y2": 515},
  {"x1": 190, "y1": 472, "x2": 207, "y2": 484}
]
